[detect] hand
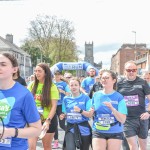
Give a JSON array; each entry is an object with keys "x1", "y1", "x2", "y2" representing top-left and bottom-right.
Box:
[
  {"x1": 89, "y1": 107, "x2": 95, "y2": 116},
  {"x1": 59, "y1": 113, "x2": 66, "y2": 120},
  {"x1": 74, "y1": 106, "x2": 80, "y2": 113},
  {"x1": 1, "y1": 128, "x2": 14, "y2": 139},
  {"x1": 103, "y1": 102, "x2": 113, "y2": 110},
  {"x1": 58, "y1": 89, "x2": 65, "y2": 94},
  {"x1": 140, "y1": 112, "x2": 150, "y2": 120},
  {"x1": 42, "y1": 120, "x2": 50, "y2": 131}
]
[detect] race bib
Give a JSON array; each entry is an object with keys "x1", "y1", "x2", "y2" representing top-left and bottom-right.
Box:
[
  {"x1": 0, "y1": 138, "x2": 12, "y2": 147},
  {"x1": 37, "y1": 107, "x2": 43, "y2": 114},
  {"x1": 97, "y1": 114, "x2": 115, "y2": 126},
  {"x1": 67, "y1": 112, "x2": 82, "y2": 121},
  {"x1": 124, "y1": 95, "x2": 139, "y2": 106}
]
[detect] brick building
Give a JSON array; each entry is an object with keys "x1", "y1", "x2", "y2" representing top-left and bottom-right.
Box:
[{"x1": 111, "y1": 43, "x2": 148, "y2": 75}]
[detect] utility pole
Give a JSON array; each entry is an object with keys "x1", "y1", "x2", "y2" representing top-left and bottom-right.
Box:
[{"x1": 132, "y1": 31, "x2": 136, "y2": 60}]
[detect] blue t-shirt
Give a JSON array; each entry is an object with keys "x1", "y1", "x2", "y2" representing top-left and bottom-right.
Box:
[
  {"x1": 0, "y1": 82, "x2": 40, "y2": 150},
  {"x1": 81, "y1": 77, "x2": 95, "y2": 94},
  {"x1": 62, "y1": 93, "x2": 91, "y2": 135},
  {"x1": 92, "y1": 91, "x2": 127, "y2": 133},
  {"x1": 53, "y1": 81, "x2": 70, "y2": 105}
]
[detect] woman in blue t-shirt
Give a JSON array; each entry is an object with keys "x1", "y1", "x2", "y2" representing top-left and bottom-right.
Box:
[
  {"x1": 60, "y1": 77, "x2": 94, "y2": 150},
  {"x1": 92, "y1": 70, "x2": 127, "y2": 150},
  {"x1": 0, "y1": 52, "x2": 41, "y2": 150}
]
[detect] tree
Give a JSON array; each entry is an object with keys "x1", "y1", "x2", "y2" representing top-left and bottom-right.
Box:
[{"x1": 25, "y1": 15, "x2": 78, "y2": 66}]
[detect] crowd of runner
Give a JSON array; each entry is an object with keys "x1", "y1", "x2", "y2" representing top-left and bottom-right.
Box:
[{"x1": 0, "y1": 52, "x2": 150, "y2": 150}]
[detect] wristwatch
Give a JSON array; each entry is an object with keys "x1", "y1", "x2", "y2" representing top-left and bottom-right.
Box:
[
  {"x1": 79, "y1": 109, "x2": 83, "y2": 114},
  {"x1": 13, "y1": 128, "x2": 19, "y2": 138}
]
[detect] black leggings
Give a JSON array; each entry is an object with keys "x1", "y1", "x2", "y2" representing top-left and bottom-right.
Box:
[
  {"x1": 64, "y1": 132, "x2": 91, "y2": 150},
  {"x1": 54, "y1": 105, "x2": 66, "y2": 140}
]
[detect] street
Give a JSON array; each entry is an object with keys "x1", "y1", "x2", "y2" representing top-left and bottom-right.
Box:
[{"x1": 36, "y1": 127, "x2": 150, "y2": 150}]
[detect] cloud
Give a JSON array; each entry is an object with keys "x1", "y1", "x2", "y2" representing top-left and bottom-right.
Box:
[
  {"x1": 94, "y1": 43, "x2": 122, "y2": 53},
  {"x1": 78, "y1": 42, "x2": 122, "y2": 69}
]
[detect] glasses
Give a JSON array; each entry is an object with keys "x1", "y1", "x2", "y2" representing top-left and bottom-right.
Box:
[
  {"x1": 125, "y1": 69, "x2": 137, "y2": 73},
  {"x1": 101, "y1": 77, "x2": 109, "y2": 80}
]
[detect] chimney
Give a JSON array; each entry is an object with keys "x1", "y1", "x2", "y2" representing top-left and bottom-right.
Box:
[{"x1": 6, "y1": 34, "x2": 13, "y2": 43}]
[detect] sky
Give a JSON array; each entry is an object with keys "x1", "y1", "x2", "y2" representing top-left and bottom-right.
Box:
[{"x1": 0, "y1": 0, "x2": 150, "y2": 69}]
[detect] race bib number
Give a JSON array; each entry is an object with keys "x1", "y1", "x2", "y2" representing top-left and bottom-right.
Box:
[
  {"x1": 37, "y1": 107, "x2": 43, "y2": 114},
  {"x1": 124, "y1": 95, "x2": 139, "y2": 106},
  {"x1": 67, "y1": 112, "x2": 82, "y2": 121},
  {"x1": 97, "y1": 114, "x2": 115, "y2": 126},
  {"x1": 0, "y1": 138, "x2": 12, "y2": 147}
]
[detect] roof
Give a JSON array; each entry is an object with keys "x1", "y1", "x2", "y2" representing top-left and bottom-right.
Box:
[{"x1": 0, "y1": 36, "x2": 30, "y2": 56}]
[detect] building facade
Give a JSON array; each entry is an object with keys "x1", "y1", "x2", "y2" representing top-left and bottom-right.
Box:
[
  {"x1": 111, "y1": 43, "x2": 148, "y2": 75},
  {"x1": 0, "y1": 34, "x2": 32, "y2": 78}
]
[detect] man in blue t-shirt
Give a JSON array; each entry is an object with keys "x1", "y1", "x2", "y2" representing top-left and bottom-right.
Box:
[{"x1": 80, "y1": 68, "x2": 96, "y2": 95}]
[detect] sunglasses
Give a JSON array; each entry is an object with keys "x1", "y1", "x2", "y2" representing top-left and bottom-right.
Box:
[{"x1": 125, "y1": 69, "x2": 137, "y2": 72}]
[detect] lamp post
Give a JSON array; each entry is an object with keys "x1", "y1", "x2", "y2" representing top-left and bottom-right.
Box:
[{"x1": 132, "y1": 31, "x2": 136, "y2": 60}]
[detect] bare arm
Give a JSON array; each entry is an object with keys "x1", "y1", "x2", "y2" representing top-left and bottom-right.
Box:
[
  {"x1": 42, "y1": 99, "x2": 58, "y2": 130},
  {"x1": 3, "y1": 119, "x2": 42, "y2": 139},
  {"x1": 80, "y1": 87, "x2": 88, "y2": 95},
  {"x1": 74, "y1": 106, "x2": 94, "y2": 118}
]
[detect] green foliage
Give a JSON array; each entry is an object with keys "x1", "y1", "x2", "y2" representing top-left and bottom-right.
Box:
[{"x1": 21, "y1": 15, "x2": 79, "y2": 67}]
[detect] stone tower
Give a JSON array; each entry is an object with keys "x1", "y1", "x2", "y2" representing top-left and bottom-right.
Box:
[{"x1": 84, "y1": 41, "x2": 94, "y2": 65}]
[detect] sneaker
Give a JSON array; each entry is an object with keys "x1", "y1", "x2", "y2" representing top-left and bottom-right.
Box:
[{"x1": 52, "y1": 141, "x2": 59, "y2": 149}]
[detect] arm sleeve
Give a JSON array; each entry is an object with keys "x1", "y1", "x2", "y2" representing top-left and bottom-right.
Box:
[
  {"x1": 65, "y1": 85, "x2": 71, "y2": 93},
  {"x1": 62, "y1": 99, "x2": 66, "y2": 113},
  {"x1": 51, "y1": 84, "x2": 60, "y2": 100},
  {"x1": 118, "y1": 99, "x2": 128, "y2": 115},
  {"x1": 22, "y1": 92, "x2": 40, "y2": 123}
]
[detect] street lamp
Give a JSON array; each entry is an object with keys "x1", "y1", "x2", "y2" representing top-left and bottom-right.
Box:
[{"x1": 132, "y1": 31, "x2": 136, "y2": 60}]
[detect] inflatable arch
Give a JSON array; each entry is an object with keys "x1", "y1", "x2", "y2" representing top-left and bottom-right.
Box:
[{"x1": 50, "y1": 62, "x2": 99, "y2": 76}]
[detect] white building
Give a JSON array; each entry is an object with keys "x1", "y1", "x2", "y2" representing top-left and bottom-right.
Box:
[{"x1": 0, "y1": 34, "x2": 32, "y2": 78}]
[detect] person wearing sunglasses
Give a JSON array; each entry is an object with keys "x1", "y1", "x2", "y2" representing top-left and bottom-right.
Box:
[{"x1": 117, "y1": 60, "x2": 150, "y2": 150}]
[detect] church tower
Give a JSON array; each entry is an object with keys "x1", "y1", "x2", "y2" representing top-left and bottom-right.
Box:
[{"x1": 84, "y1": 41, "x2": 94, "y2": 65}]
